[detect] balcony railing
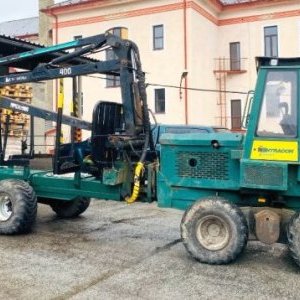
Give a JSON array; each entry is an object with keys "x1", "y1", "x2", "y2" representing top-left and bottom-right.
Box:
[{"x1": 214, "y1": 58, "x2": 248, "y2": 74}]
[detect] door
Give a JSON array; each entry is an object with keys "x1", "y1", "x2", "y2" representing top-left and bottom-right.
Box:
[
  {"x1": 230, "y1": 42, "x2": 240, "y2": 71},
  {"x1": 231, "y1": 99, "x2": 241, "y2": 130}
]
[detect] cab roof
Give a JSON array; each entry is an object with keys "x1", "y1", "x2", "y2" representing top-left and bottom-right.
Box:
[{"x1": 256, "y1": 57, "x2": 300, "y2": 70}]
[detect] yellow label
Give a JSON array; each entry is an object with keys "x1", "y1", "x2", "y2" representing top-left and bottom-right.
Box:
[
  {"x1": 58, "y1": 78, "x2": 64, "y2": 109},
  {"x1": 251, "y1": 140, "x2": 298, "y2": 161}
]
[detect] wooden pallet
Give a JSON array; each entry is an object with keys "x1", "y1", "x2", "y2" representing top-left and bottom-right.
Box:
[
  {"x1": 8, "y1": 129, "x2": 28, "y2": 138},
  {"x1": 0, "y1": 84, "x2": 32, "y2": 100},
  {"x1": 0, "y1": 84, "x2": 32, "y2": 137}
]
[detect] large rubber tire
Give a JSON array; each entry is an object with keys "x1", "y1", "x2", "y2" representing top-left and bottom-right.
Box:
[
  {"x1": 181, "y1": 197, "x2": 248, "y2": 265},
  {"x1": 287, "y1": 211, "x2": 300, "y2": 267},
  {"x1": 50, "y1": 197, "x2": 90, "y2": 218},
  {"x1": 0, "y1": 179, "x2": 37, "y2": 234}
]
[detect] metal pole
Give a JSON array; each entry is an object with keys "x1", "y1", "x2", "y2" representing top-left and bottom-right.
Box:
[
  {"x1": 29, "y1": 116, "x2": 34, "y2": 158},
  {"x1": 53, "y1": 78, "x2": 64, "y2": 174}
]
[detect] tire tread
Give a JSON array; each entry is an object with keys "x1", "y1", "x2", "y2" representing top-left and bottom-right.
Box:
[
  {"x1": 0, "y1": 179, "x2": 37, "y2": 235},
  {"x1": 181, "y1": 197, "x2": 248, "y2": 265},
  {"x1": 287, "y1": 212, "x2": 300, "y2": 266},
  {"x1": 50, "y1": 197, "x2": 90, "y2": 218}
]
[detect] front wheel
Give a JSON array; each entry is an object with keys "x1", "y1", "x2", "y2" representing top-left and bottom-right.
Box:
[
  {"x1": 181, "y1": 197, "x2": 248, "y2": 265},
  {"x1": 287, "y1": 211, "x2": 300, "y2": 267},
  {"x1": 50, "y1": 197, "x2": 91, "y2": 218},
  {"x1": 0, "y1": 179, "x2": 37, "y2": 234}
]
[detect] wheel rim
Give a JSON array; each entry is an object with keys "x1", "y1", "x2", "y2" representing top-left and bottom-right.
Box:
[
  {"x1": 0, "y1": 193, "x2": 13, "y2": 221},
  {"x1": 196, "y1": 215, "x2": 230, "y2": 251}
]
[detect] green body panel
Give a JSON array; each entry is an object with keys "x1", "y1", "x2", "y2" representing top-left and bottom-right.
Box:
[
  {"x1": 0, "y1": 167, "x2": 122, "y2": 201},
  {"x1": 240, "y1": 159, "x2": 288, "y2": 190},
  {"x1": 0, "y1": 40, "x2": 79, "y2": 64},
  {"x1": 157, "y1": 61, "x2": 300, "y2": 211},
  {"x1": 157, "y1": 132, "x2": 243, "y2": 210},
  {"x1": 0, "y1": 162, "x2": 158, "y2": 203},
  {"x1": 102, "y1": 166, "x2": 127, "y2": 186}
]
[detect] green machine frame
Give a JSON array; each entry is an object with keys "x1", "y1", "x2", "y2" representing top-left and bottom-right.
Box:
[{"x1": 0, "y1": 33, "x2": 156, "y2": 204}]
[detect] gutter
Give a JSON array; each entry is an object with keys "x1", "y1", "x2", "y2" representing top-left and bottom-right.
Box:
[
  {"x1": 183, "y1": 0, "x2": 188, "y2": 124},
  {"x1": 42, "y1": 7, "x2": 59, "y2": 110}
]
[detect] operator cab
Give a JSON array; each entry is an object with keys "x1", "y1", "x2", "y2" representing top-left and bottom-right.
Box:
[
  {"x1": 243, "y1": 57, "x2": 300, "y2": 163},
  {"x1": 241, "y1": 57, "x2": 300, "y2": 191}
]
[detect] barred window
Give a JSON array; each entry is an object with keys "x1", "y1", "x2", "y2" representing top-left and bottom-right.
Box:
[
  {"x1": 155, "y1": 88, "x2": 165, "y2": 114},
  {"x1": 153, "y1": 25, "x2": 164, "y2": 50}
]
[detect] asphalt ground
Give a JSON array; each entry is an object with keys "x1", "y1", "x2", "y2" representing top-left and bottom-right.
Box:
[{"x1": 0, "y1": 200, "x2": 299, "y2": 300}]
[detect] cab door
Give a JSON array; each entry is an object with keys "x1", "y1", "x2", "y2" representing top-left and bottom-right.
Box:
[{"x1": 241, "y1": 68, "x2": 298, "y2": 191}]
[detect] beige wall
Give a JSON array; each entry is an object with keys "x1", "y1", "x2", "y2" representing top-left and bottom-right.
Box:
[
  {"x1": 56, "y1": 0, "x2": 187, "y2": 133},
  {"x1": 188, "y1": 7, "x2": 218, "y2": 125},
  {"x1": 218, "y1": 15, "x2": 300, "y2": 127},
  {"x1": 50, "y1": 0, "x2": 300, "y2": 134}
]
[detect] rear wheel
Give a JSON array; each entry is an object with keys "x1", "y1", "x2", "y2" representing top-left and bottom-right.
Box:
[
  {"x1": 181, "y1": 197, "x2": 248, "y2": 264},
  {"x1": 50, "y1": 197, "x2": 91, "y2": 218},
  {"x1": 0, "y1": 179, "x2": 37, "y2": 234},
  {"x1": 287, "y1": 211, "x2": 300, "y2": 267}
]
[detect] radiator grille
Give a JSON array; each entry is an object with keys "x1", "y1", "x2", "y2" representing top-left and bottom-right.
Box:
[
  {"x1": 176, "y1": 151, "x2": 229, "y2": 180},
  {"x1": 243, "y1": 164, "x2": 284, "y2": 187}
]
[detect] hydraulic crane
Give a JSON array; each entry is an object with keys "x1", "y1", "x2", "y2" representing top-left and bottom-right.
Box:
[{"x1": 0, "y1": 32, "x2": 156, "y2": 230}]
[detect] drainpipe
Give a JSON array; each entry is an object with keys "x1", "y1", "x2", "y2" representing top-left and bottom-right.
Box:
[
  {"x1": 48, "y1": 9, "x2": 59, "y2": 110},
  {"x1": 48, "y1": 10, "x2": 58, "y2": 44},
  {"x1": 183, "y1": 0, "x2": 188, "y2": 124}
]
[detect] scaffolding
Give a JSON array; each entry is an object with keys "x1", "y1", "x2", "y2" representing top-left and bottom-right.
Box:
[{"x1": 214, "y1": 57, "x2": 247, "y2": 128}]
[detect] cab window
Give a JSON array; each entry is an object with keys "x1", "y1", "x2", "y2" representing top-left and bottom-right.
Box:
[
  {"x1": 257, "y1": 71, "x2": 297, "y2": 137},
  {"x1": 165, "y1": 127, "x2": 209, "y2": 134}
]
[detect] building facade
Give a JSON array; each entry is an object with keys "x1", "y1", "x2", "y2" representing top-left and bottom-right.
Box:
[
  {"x1": 43, "y1": 0, "x2": 300, "y2": 131},
  {"x1": 0, "y1": 0, "x2": 54, "y2": 153}
]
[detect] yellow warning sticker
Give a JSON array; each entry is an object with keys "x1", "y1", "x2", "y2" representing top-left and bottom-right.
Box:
[{"x1": 250, "y1": 140, "x2": 298, "y2": 161}]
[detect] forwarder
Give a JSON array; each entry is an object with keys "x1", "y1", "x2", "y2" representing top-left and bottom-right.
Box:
[{"x1": 0, "y1": 34, "x2": 300, "y2": 267}]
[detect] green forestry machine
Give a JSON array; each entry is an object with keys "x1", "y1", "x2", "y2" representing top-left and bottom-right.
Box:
[{"x1": 1, "y1": 33, "x2": 300, "y2": 267}]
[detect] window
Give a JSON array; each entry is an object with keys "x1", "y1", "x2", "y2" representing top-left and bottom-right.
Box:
[
  {"x1": 264, "y1": 26, "x2": 278, "y2": 57},
  {"x1": 231, "y1": 100, "x2": 242, "y2": 130},
  {"x1": 257, "y1": 71, "x2": 297, "y2": 137},
  {"x1": 153, "y1": 25, "x2": 164, "y2": 50},
  {"x1": 106, "y1": 27, "x2": 128, "y2": 87},
  {"x1": 155, "y1": 89, "x2": 165, "y2": 113},
  {"x1": 230, "y1": 42, "x2": 240, "y2": 71},
  {"x1": 165, "y1": 127, "x2": 209, "y2": 134}
]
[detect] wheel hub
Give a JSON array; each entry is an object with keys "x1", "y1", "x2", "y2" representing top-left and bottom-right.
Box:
[
  {"x1": 207, "y1": 223, "x2": 221, "y2": 237},
  {"x1": 196, "y1": 215, "x2": 230, "y2": 251},
  {"x1": 0, "y1": 193, "x2": 13, "y2": 221}
]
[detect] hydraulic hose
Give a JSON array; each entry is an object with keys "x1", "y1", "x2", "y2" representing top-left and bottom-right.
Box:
[
  {"x1": 126, "y1": 43, "x2": 153, "y2": 204},
  {"x1": 125, "y1": 161, "x2": 144, "y2": 204}
]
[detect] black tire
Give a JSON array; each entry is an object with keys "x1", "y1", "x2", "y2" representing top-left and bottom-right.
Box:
[
  {"x1": 287, "y1": 211, "x2": 300, "y2": 267},
  {"x1": 181, "y1": 197, "x2": 248, "y2": 265},
  {"x1": 0, "y1": 179, "x2": 37, "y2": 234},
  {"x1": 50, "y1": 197, "x2": 90, "y2": 218}
]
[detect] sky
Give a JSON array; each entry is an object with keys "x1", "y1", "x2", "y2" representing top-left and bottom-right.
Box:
[{"x1": 0, "y1": 0, "x2": 65, "y2": 23}]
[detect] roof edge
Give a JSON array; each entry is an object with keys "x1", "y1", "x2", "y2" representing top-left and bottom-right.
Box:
[
  {"x1": 42, "y1": 0, "x2": 140, "y2": 15},
  {"x1": 42, "y1": 0, "x2": 299, "y2": 15}
]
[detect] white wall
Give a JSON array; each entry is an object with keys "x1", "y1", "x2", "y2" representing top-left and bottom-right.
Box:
[{"x1": 51, "y1": 0, "x2": 300, "y2": 135}]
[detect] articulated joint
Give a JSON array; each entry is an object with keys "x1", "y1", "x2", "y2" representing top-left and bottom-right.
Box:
[{"x1": 126, "y1": 162, "x2": 144, "y2": 204}]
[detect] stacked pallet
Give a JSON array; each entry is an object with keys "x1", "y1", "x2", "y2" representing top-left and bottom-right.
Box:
[
  {"x1": 0, "y1": 84, "x2": 32, "y2": 137},
  {"x1": 0, "y1": 84, "x2": 32, "y2": 100}
]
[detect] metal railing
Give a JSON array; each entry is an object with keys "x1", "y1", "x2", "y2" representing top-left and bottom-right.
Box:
[{"x1": 214, "y1": 57, "x2": 248, "y2": 73}]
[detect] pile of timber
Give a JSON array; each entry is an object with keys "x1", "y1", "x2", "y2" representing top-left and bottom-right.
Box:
[{"x1": 0, "y1": 84, "x2": 32, "y2": 137}]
